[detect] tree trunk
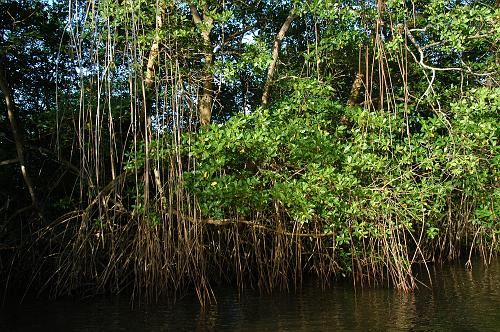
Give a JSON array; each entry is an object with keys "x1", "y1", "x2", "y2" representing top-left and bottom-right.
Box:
[
  {"x1": 347, "y1": 72, "x2": 364, "y2": 106},
  {"x1": 145, "y1": 6, "x2": 164, "y2": 88},
  {"x1": 261, "y1": 13, "x2": 296, "y2": 108},
  {"x1": 0, "y1": 60, "x2": 40, "y2": 213},
  {"x1": 190, "y1": 3, "x2": 214, "y2": 126}
]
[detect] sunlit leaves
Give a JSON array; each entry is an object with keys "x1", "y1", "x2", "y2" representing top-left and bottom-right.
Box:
[{"x1": 181, "y1": 84, "x2": 498, "y2": 255}]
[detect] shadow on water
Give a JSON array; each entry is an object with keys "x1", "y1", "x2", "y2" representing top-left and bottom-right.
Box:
[{"x1": 1, "y1": 257, "x2": 500, "y2": 331}]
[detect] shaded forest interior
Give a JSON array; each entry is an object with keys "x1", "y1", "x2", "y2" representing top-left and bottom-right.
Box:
[{"x1": 0, "y1": 0, "x2": 498, "y2": 304}]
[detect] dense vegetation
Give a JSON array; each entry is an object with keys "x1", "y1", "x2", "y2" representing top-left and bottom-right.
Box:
[{"x1": 0, "y1": 0, "x2": 498, "y2": 303}]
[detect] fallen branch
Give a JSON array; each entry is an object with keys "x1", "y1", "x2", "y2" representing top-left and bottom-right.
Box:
[{"x1": 180, "y1": 211, "x2": 336, "y2": 238}]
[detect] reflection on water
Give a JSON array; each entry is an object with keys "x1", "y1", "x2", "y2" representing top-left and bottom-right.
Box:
[{"x1": 2, "y1": 258, "x2": 500, "y2": 331}]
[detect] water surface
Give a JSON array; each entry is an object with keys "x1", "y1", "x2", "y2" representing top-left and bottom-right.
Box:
[{"x1": 2, "y1": 258, "x2": 500, "y2": 331}]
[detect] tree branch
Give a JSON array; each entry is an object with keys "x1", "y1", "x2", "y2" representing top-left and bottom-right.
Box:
[
  {"x1": 0, "y1": 158, "x2": 19, "y2": 166},
  {"x1": 0, "y1": 58, "x2": 41, "y2": 216},
  {"x1": 261, "y1": 12, "x2": 297, "y2": 108},
  {"x1": 405, "y1": 26, "x2": 464, "y2": 72}
]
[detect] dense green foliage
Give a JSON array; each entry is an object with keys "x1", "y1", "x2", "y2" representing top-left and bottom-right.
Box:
[
  {"x1": 185, "y1": 85, "x2": 499, "y2": 271},
  {"x1": 0, "y1": 0, "x2": 498, "y2": 302}
]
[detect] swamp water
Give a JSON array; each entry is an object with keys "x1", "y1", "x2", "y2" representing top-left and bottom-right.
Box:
[{"x1": 1, "y1": 258, "x2": 500, "y2": 331}]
